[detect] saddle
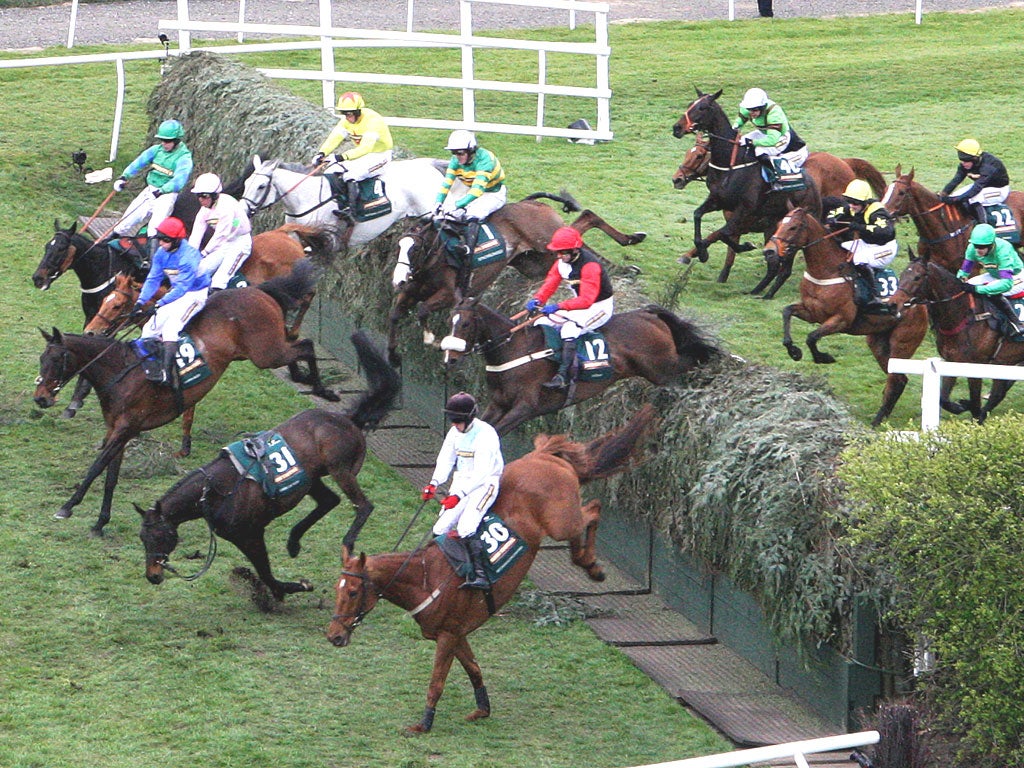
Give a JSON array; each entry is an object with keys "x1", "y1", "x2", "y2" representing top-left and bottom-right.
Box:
[
  {"x1": 435, "y1": 218, "x2": 507, "y2": 268},
  {"x1": 132, "y1": 334, "x2": 212, "y2": 389},
  {"x1": 434, "y1": 512, "x2": 529, "y2": 588},
  {"x1": 223, "y1": 430, "x2": 310, "y2": 498},
  {"x1": 325, "y1": 174, "x2": 392, "y2": 222},
  {"x1": 539, "y1": 326, "x2": 614, "y2": 382},
  {"x1": 845, "y1": 264, "x2": 898, "y2": 315}
]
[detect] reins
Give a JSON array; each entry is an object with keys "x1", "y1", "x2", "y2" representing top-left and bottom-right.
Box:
[{"x1": 246, "y1": 164, "x2": 337, "y2": 219}]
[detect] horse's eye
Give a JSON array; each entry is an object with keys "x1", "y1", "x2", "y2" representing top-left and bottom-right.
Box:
[{"x1": 34, "y1": 376, "x2": 42, "y2": 385}]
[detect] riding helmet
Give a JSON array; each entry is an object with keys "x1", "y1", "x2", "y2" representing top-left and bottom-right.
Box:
[
  {"x1": 739, "y1": 87, "x2": 769, "y2": 111},
  {"x1": 969, "y1": 223, "x2": 997, "y2": 246},
  {"x1": 445, "y1": 130, "x2": 478, "y2": 153},
  {"x1": 191, "y1": 172, "x2": 223, "y2": 195},
  {"x1": 842, "y1": 179, "x2": 873, "y2": 203},
  {"x1": 336, "y1": 91, "x2": 365, "y2": 112},
  {"x1": 955, "y1": 138, "x2": 981, "y2": 160},
  {"x1": 154, "y1": 119, "x2": 185, "y2": 141},
  {"x1": 444, "y1": 392, "x2": 478, "y2": 423},
  {"x1": 155, "y1": 217, "x2": 188, "y2": 241},
  {"x1": 547, "y1": 226, "x2": 584, "y2": 252}
]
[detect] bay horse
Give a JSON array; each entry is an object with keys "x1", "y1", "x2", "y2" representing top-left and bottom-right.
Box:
[
  {"x1": 889, "y1": 254, "x2": 1024, "y2": 422},
  {"x1": 440, "y1": 298, "x2": 718, "y2": 435},
  {"x1": 387, "y1": 191, "x2": 647, "y2": 365},
  {"x1": 881, "y1": 164, "x2": 1024, "y2": 270},
  {"x1": 671, "y1": 88, "x2": 822, "y2": 299},
  {"x1": 33, "y1": 263, "x2": 339, "y2": 534},
  {"x1": 240, "y1": 154, "x2": 445, "y2": 252},
  {"x1": 673, "y1": 136, "x2": 887, "y2": 286},
  {"x1": 326, "y1": 405, "x2": 656, "y2": 733},
  {"x1": 763, "y1": 205, "x2": 928, "y2": 427},
  {"x1": 137, "y1": 330, "x2": 400, "y2": 604}
]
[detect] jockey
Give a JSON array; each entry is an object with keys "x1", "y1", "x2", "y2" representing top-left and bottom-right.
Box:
[
  {"x1": 435, "y1": 130, "x2": 507, "y2": 266},
  {"x1": 128, "y1": 217, "x2": 211, "y2": 387},
  {"x1": 957, "y1": 223, "x2": 1024, "y2": 335},
  {"x1": 940, "y1": 138, "x2": 1011, "y2": 225},
  {"x1": 525, "y1": 226, "x2": 614, "y2": 389},
  {"x1": 187, "y1": 172, "x2": 253, "y2": 291},
  {"x1": 421, "y1": 392, "x2": 504, "y2": 590},
  {"x1": 313, "y1": 91, "x2": 394, "y2": 222},
  {"x1": 732, "y1": 88, "x2": 808, "y2": 185},
  {"x1": 112, "y1": 119, "x2": 193, "y2": 268}
]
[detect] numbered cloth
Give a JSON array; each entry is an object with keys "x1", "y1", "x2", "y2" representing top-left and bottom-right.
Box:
[
  {"x1": 539, "y1": 325, "x2": 614, "y2": 382},
  {"x1": 434, "y1": 512, "x2": 529, "y2": 583},
  {"x1": 223, "y1": 431, "x2": 311, "y2": 499},
  {"x1": 132, "y1": 333, "x2": 212, "y2": 388}
]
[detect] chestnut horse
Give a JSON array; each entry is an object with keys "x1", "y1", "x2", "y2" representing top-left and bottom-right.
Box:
[
  {"x1": 881, "y1": 164, "x2": 1024, "y2": 269},
  {"x1": 889, "y1": 255, "x2": 1024, "y2": 422},
  {"x1": 138, "y1": 331, "x2": 400, "y2": 603},
  {"x1": 439, "y1": 298, "x2": 718, "y2": 435},
  {"x1": 326, "y1": 405, "x2": 656, "y2": 733},
  {"x1": 674, "y1": 136, "x2": 887, "y2": 285},
  {"x1": 671, "y1": 88, "x2": 822, "y2": 299},
  {"x1": 386, "y1": 191, "x2": 646, "y2": 365},
  {"x1": 763, "y1": 206, "x2": 928, "y2": 426},
  {"x1": 34, "y1": 263, "x2": 339, "y2": 534}
]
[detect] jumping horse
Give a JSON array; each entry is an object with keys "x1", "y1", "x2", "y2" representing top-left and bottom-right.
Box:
[
  {"x1": 241, "y1": 154, "x2": 445, "y2": 252},
  {"x1": 138, "y1": 330, "x2": 400, "y2": 604},
  {"x1": 326, "y1": 405, "x2": 656, "y2": 733},
  {"x1": 671, "y1": 88, "x2": 822, "y2": 299},
  {"x1": 889, "y1": 254, "x2": 1024, "y2": 422},
  {"x1": 387, "y1": 190, "x2": 647, "y2": 365},
  {"x1": 763, "y1": 205, "x2": 928, "y2": 427},
  {"x1": 440, "y1": 298, "x2": 719, "y2": 435},
  {"x1": 34, "y1": 263, "x2": 339, "y2": 534},
  {"x1": 673, "y1": 135, "x2": 887, "y2": 285}
]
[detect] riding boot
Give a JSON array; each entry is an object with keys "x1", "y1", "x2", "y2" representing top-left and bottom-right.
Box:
[
  {"x1": 992, "y1": 294, "x2": 1024, "y2": 336},
  {"x1": 456, "y1": 221, "x2": 481, "y2": 295},
  {"x1": 459, "y1": 537, "x2": 490, "y2": 590},
  {"x1": 159, "y1": 340, "x2": 178, "y2": 388},
  {"x1": 972, "y1": 202, "x2": 989, "y2": 226},
  {"x1": 346, "y1": 178, "x2": 361, "y2": 218},
  {"x1": 543, "y1": 338, "x2": 577, "y2": 389},
  {"x1": 853, "y1": 264, "x2": 895, "y2": 314}
]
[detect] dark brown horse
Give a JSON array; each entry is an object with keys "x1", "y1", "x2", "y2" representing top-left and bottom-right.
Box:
[
  {"x1": 137, "y1": 330, "x2": 400, "y2": 603},
  {"x1": 34, "y1": 263, "x2": 339, "y2": 534},
  {"x1": 763, "y1": 206, "x2": 928, "y2": 426},
  {"x1": 326, "y1": 405, "x2": 656, "y2": 733},
  {"x1": 673, "y1": 136, "x2": 887, "y2": 285},
  {"x1": 386, "y1": 191, "x2": 646, "y2": 365},
  {"x1": 881, "y1": 165, "x2": 1024, "y2": 270},
  {"x1": 439, "y1": 298, "x2": 718, "y2": 435},
  {"x1": 671, "y1": 88, "x2": 822, "y2": 299},
  {"x1": 889, "y1": 255, "x2": 1024, "y2": 422}
]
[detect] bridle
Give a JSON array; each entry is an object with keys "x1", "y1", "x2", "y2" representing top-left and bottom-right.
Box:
[
  {"x1": 766, "y1": 209, "x2": 848, "y2": 262},
  {"x1": 677, "y1": 97, "x2": 754, "y2": 170},
  {"x1": 243, "y1": 162, "x2": 336, "y2": 219},
  {"x1": 330, "y1": 568, "x2": 376, "y2": 635},
  {"x1": 884, "y1": 176, "x2": 972, "y2": 246},
  {"x1": 88, "y1": 280, "x2": 137, "y2": 335}
]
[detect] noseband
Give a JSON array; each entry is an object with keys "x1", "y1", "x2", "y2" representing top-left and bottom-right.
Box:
[{"x1": 331, "y1": 569, "x2": 374, "y2": 633}]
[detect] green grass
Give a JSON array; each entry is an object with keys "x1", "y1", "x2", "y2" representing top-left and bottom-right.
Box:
[{"x1": 3, "y1": 9, "x2": 1024, "y2": 765}]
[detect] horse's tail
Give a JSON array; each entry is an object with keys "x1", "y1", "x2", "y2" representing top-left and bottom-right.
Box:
[
  {"x1": 644, "y1": 304, "x2": 720, "y2": 365},
  {"x1": 519, "y1": 189, "x2": 582, "y2": 214},
  {"x1": 277, "y1": 223, "x2": 334, "y2": 264},
  {"x1": 844, "y1": 158, "x2": 888, "y2": 198},
  {"x1": 345, "y1": 329, "x2": 401, "y2": 431},
  {"x1": 533, "y1": 404, "x2": 657, "y2": 485},
  {"x1": 256, "y1": 258, "x2": 318, "y2": 312}
]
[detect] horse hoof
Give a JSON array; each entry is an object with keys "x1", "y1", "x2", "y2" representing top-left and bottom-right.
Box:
[
  {"x1": 465, "y1": 708, "x2": 490, "y2": 722},
  {"x1": 785, "y1": 345, "x2": 803, "y2": 362},
  {"x1": 88, "y1": 526, "x2": 106, "y2": 538},
  {"x1": 737, "y1": 242, "x2": 756, "y2": 253},
  {"x1": 586, "y1": 564, "x2": 606, "y2": 582},
  {"x1": 316, "y1": 388, "x2": 341, "y2": 402},
  {"x1": 628, "y1": 232, "x2": 647, "y2": 245},
  {"x1": 403, "y1": 724, "x2": 428, "y2": 736},
  {"x1": 677, "y1": 254, "x2": 692, "y2": 265},
  {"x1": 299, "y1": 579, "x2": 313, "y2": 592},
  {"x1": 53, "y1": 508, "x2": 73, "y2": 520},
  {"x1": 59, "y1": 408, "x2": 78, "y2": 420},
  {"x1": 287, "y1": 540, "x2": 301, "y2": 558},
  {"x1": 813, "y1": 354, "x2": 837, "y2": 365}
]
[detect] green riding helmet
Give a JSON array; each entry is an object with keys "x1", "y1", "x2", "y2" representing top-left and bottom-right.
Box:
[
  {"x1": 969, "y1": 223, "x2": 996, "y2": 246},
  {"x1": 155, "y1": 120, "x2": 185, "y2": 140}
]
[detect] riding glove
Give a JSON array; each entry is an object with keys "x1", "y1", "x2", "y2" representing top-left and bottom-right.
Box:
[
  {"x1": 541, "y1": 304, "x2": 560, "y2": 315},
  {"x1": 960, "y1": 282, "x2": 977, "y2": 294},
  {"x1": 128, "y1": 303, "x2": 151, "y2": 321},
  {"x1": 151, "y1": 189, "x2": 162, "y2": 198},
  {"x1": 421, "y1": 483, "x2": 437, "y2": 500},
  {"x1": 113, "y1": 176, "x2": 127, "y2": 192},
  {"x1": 440, "y1": 495, "x2": 460, "y2": 510},
  {"x1": 525, "y1": 298, "x2": 541, "y2": 312},
  {"x1": 312, "y1": 152, "x2": 326, "y2": 166}
]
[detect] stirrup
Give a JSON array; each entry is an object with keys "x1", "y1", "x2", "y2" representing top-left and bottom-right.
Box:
[
  {"x1": 460, "y1": 576, "x2": 490, "y2": 590},
  {"x1": 452, "y1": 242, "x2": 471, "y2": 258},
  {"x1": 542, "y1": 373, "x2": 567, "y2": 389}
]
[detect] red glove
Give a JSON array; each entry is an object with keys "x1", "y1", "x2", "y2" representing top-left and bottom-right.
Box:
[
  {"x1": 421, "y1": 484, "x2": 436, "y2": 500},
  {"x1": 440, "y1": 495, "x2": 460, "y2": 510}
]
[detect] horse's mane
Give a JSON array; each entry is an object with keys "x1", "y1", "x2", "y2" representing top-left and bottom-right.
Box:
[
  {"x1": 278, "y1": 160, "x2": 312, "y2": 174},
  {"x1": 531, "y1": 404, "x2": 656, "y2": 484},
  {"x1": 255, "y1": 258, "x2": 318, "y2": 309}
]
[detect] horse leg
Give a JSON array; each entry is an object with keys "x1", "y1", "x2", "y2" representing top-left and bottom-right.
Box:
[
  {"x1": 965, "y1": 377, "x2": 984, "y2": 421},
  {"x1": 289, "y1": 338, "x2": 340, "y2": 402},
  {"x1": 407, "y1": 633, "x2": 462, "y2": 734},
  {"x1": 92, "y1": 446, "x2": 126, "y2": 535},
  {"x1": 568, "y1": 499, "x2": 605, "y2": 582},
  {"x1": 55, "y1": 431, "x2": 129, "y2": 523},
  {"x1": 174, "y1": 406, "x2": 195, "y2": 459},
  {"x1": 453, "y1": 636, "x2": 490, "y2": 723},
  {"x1": 939, "y1": 376, "x2": 967, "y2": 415},
  {"x1": 716, "y1": 246, "x2": 737, "y2": 283},
  {"x1": 61, "y1": 376, "x2": 92, "y2": 419},
  {"x1": 568, "y1": 209, "x2": 646, "y2": 247},
  {"x1": 330, "y1": 471, "x2": 374, "y2": 551},
  {"x1": 761, "y1": 250, "x2": 794, "y2": 300},
  {"x1": 231, "y1": 530, "x2": 312, "y2": 603},
  {"x1": 286, "y1": 479, "x2": 340, "y2": 558},
  {"x1": 981, "y1": 380, "x2": 1014, "y2": 422},
  {"x1": 781, "y1": 304, "x2": 805, "y2": 361}
]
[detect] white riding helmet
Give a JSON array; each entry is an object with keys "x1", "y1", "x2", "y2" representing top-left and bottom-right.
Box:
[
  {"x1": 191, "y1": 172, "x2": 223, "y2": 195},
  {"x1": 740, "y1": 87, "x2": 769, "y2": 111},
  {"x1": 445, "y1": 129, "x2": 478, "y2": 152}
]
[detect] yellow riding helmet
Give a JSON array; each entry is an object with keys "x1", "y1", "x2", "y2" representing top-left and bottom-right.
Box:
[
  {"x1": 336, "y1": 91, "x2": 365, "y2": 111},
  {"x1": 843, "y1": 179, "x2": 873, "y2": 203},
  {"x1": 955, "y1": 138, "x2": 981, "y2": 158}
]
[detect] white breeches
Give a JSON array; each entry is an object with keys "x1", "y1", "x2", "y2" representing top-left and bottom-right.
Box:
[
  {"x1": 200, "y1": 235, "x2": 253, "y2": 290},
  {"x1": 440, "y1": 181, "x2": 508, "y2": 220},
  {"x1": 141, "y1": 288, "x2": 208, "y2": 342},
  {"x1": 534, "y1": 296, "x2": 614, "y2": 339},
  {"x1": 115, "y1": 186, "x2": 178, "y2": 237},
  {"x1": 332, "y1": 150, "x2": 393, "y2": 182},
  {"x1": 952, "y1": 184, "x2": 1011, "y2": 206},
  {"x1": 841, "y1": 239, "x2": 899, "y2": 269},
  {"x1": 968, "y1": 271, "x2": 1024, "y2": 298},
  {"x1": 432, "y1": 479, "x2": 501, "y2": 538}
]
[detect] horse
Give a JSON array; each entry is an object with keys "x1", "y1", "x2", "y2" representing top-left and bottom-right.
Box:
[
  {"x1": 386, "y1": 191, "x2": 647, "y2": 365},
  {"x1": 137, "y1": 330, "x2": 400, "y2": 604},
  {"x1": 240, "y1": 154, "x2": 445, "y2": 252},
  {"x1": 326, "y1": 405, "x2": 656, "y2": 733},
  {"x1": 673, "y1": 135, "x2": 887, "y2": 286},
  {"x1": 889, "y1": 254, "x2": 1024, "y2": 422},
  {"x1": 33, "y1": 263, "x2": 339, "y2": 534},
  {"x1": 671, "y1": 88, "x2": 822, "y2": 299},
  {"x1": 881, "y1": 164, "x2": 1024, "y2": 270},
  {"x1": 763, "y1": 205, "x2": 928, "y2": 427},
  {"x1": 439, "y1": 298, "x2": 719, "y2": 435}
]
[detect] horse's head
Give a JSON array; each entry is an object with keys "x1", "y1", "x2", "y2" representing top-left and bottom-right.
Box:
[
  {"x1": 391, "y1": 219, "x2": 443, "y2": 289},
  {"x1": 33, "y1": 220, "x2": 79, "y2": 290},
  {"x1": 241, "y1": 154, "x2": 283, "y2": 216},
  {"x1": 880, "y1": 164, "x2": 919, "y2": 218},
  {"x1": 85, "y1": 273, "x2": 138, "y2": 336},
  {"x1": 137, "y1": 501, "x2": 178, "y2": 586},
  {"x1": 672, "y1": 135, "x2": 711, "y2": 189},
  {"x1": 327, "y1": 545, "x2": 378, "y2": 648},
  {"x1": 34, "y1": 327, "x2": 74, "y2": 408},
  {"x1": 672, "y1": 88, "x2": 724, "y2": 138},
  {"x1": 439, "y1": 297, "x2": 486, "y2": 367},
  {"x1": 763, "y1": 205, "x2": 814, "y2": 262}
]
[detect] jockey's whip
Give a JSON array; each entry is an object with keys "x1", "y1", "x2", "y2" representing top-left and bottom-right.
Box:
[
  {"x1": 81, "y1": 188, "x2": 118, "y2": 234},
  {"x1": 393, "y1": 497, "x2": 432, "y2": 550},
  {"x1": 510, "y1": 314, "x2": 539, "y2": 334}
]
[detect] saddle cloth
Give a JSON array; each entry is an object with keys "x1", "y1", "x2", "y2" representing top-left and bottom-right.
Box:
[
  {"x1": 439, "y1": 221, "x2": 507, "y2": 267},
  {"x1": 132, "y1": 333, "x2": 212, "y2": 388},
  {"x1": 326, "y1": 175, "x2": 393, "y2": 222},
  {"x1": 540, "y1": 325, "x2": 614, "y2": 382},
  {"x1": 986, "y1": 204, "x2": 1021, "y2": 245},
  {"x1": 222, "y1": 430, "x2": 311, "y2": 499},
  {"x1": 435, "y1": 512, "x2": 530, "y2": 583}
]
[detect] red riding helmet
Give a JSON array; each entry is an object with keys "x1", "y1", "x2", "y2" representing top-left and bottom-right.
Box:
[
  {"x1": 547, "y1": 226, "x2": 583, "y2": 251},
  {"x1": 155, "y1": 217, "x2": 187, "y2": 240}
]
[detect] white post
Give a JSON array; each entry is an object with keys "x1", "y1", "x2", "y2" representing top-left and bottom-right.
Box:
[
  {"x1": 176, "y1": 0, "x2": 192, "y2": 51},
  {"x1": 407, "y1": 0, "x2": 415, "y2": 33},
  {"x1": 460, "y1": 0, "x2": 476, "y2": 125},
  {"x1": 595, "y1": 8, "x2": 610, "y2": 138},
  {"x1": 237, "y1": 0, "x2": 247, "y2": 43},
  {"x1": 921, "y1": 358, "x2": 942, "y2": 431},
  {"x1": 728, "y1": 0, "x2": 735, "y2": 21},
  {"x1": 915, "y1": 0, "x2": 923, "y2": 25},
  {"x1": 67, "y1": 0, "x2": 79, "y2": 48},
  {"x1": 536, "y1": 50, "x2": 547, "y2": 142},
  {"x1": 110, "y1": 58, "x2": 126, "y2": 162},
  {"x1": 625, "y1": 731, "x2": 880, "y2": 768},
  {"x1": 319, "y1": 0, "x2": 335, "y2": 110}
]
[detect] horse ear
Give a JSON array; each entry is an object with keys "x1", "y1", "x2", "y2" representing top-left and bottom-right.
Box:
[
  {"x1": 786, "y1": 198, "x2": 795, "y2": 211},
  {"x1": 893, "y1": 163, "x2": 902, "y2": 177},
  {"x1": 40, "y1": 327, "x2": 54, "y2": 343},
  {"x1": 695, "y1": 86, "x2": 704, "y2": 97},
  {"x1": 133, "y1": 503, "x2": 148, "y2": 517},
  {"x1": 908, "y1": 166, "x2": 915, "y2": 180},
  {"x1": 253, "y1": 153, "x2": 262, "y2": 167},
  {"x1": 711, "y1": 89, "x2": 723, "y2": 101},
  {"x1": 54, "y1": 218, "x2": 61, "y2": 232}
]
